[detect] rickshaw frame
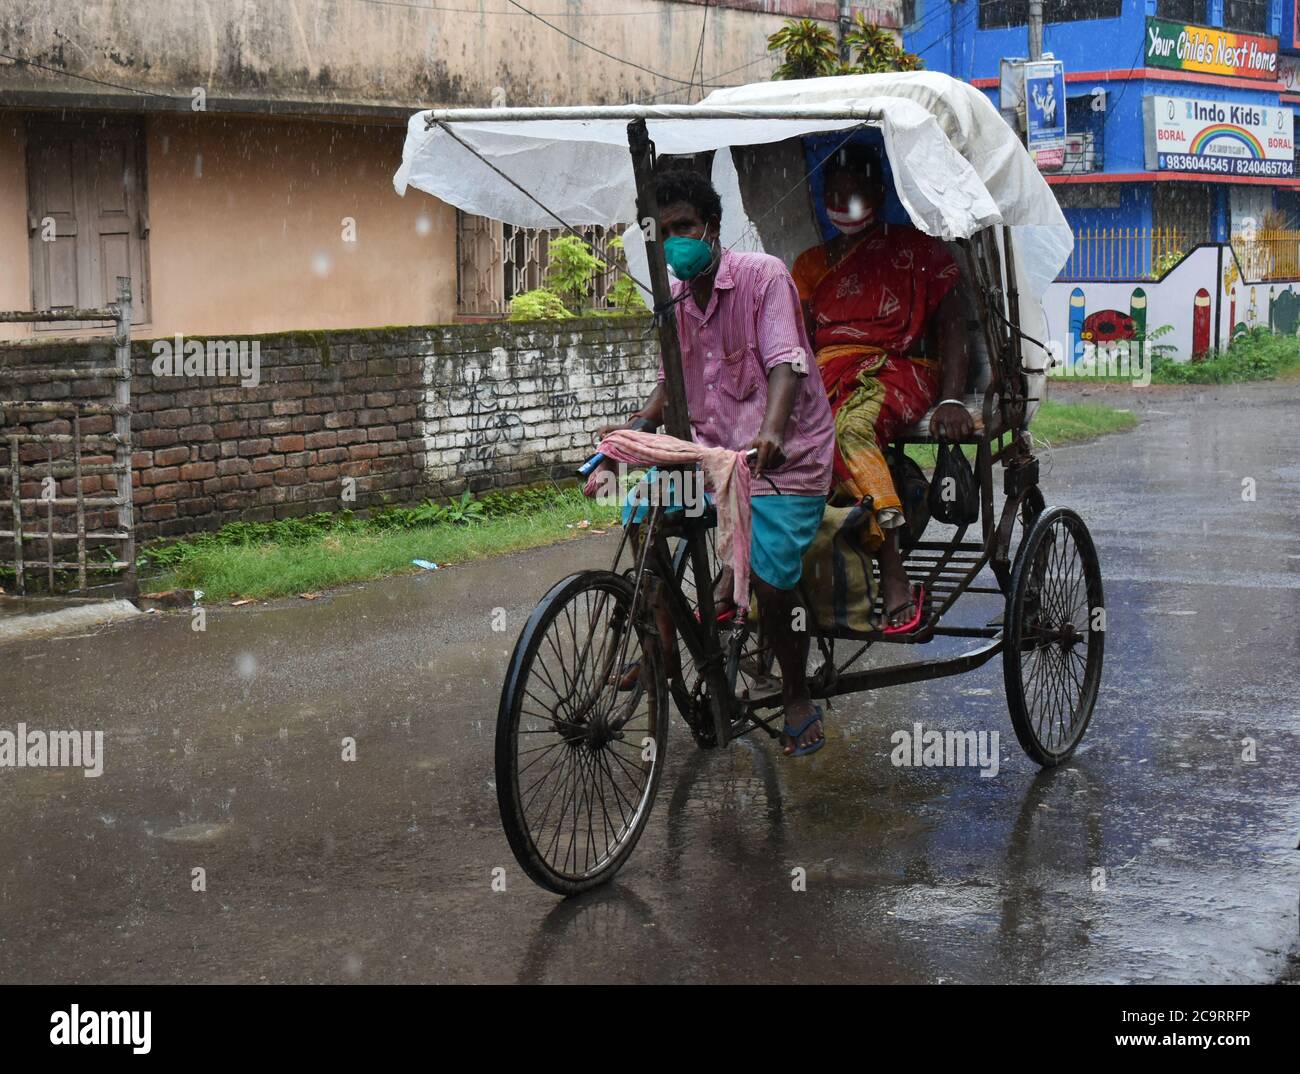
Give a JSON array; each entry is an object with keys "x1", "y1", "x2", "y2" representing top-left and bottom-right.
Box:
[
  {"x1": 416, "y1": 104, "x2": 1046, "y2": 746},
  {"x1": 422, "y1": 101, "x2": 1106, "y2": 893}
]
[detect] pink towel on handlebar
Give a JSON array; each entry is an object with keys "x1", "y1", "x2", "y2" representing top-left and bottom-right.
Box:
[{"x1": 583, "y1": 429, "x2": 752, "y2": 612}]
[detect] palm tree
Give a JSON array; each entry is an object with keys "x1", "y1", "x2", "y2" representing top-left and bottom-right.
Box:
[
  {"x1": 766, "y1": 15, "x2": 923, "y2": 81},
  {"x1": 767, "y1": 19, "x2": 841, "y2": 81}
]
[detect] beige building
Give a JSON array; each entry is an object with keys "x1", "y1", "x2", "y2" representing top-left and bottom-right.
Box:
[{"x1": 0, "y1": 0, "x2": 901, "y2": 341}]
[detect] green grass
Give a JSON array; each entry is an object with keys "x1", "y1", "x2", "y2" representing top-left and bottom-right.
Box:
[
  {"x1": 145, "y1": 491, "x2": 619, "y2": 601},
  {"x1": 139, "y1": 398, "x2": 1138, "y2": 602},
  {"x1": 905, "y1": 398, "x2": 1138, "y2": 468},
  {"x1": 1043, "y1": 329, "x2": 1300, "y2": 385}
]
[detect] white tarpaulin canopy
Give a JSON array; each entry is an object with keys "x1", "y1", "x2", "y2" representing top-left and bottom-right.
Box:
[{"x1": 393, "y1": 71, "x2": 1072, "y2": 297}]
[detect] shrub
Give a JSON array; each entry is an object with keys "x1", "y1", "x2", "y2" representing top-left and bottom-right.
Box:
[{"x1": 508, "y1": 288, "x2": 573, "y2": 322}]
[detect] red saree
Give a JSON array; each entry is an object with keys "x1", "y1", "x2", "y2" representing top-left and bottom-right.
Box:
[{"x1": 792, "y1": 224, "x2": 960, "y2": 522}]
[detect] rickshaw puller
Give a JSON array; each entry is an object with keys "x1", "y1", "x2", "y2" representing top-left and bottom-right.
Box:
[{"x1": 597, "y1": 165, "x2": 836, "y2": 757}]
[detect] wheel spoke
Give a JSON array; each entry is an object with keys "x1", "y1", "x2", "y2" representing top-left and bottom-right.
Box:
[
  {"x1": 1007, "y1": 512, "x2": 1102, "y2": 762},
  {"x1": 501, "y1": 575, "x2": 664, "y2": 889}
]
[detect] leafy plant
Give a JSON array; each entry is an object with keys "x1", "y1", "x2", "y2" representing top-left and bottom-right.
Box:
[
  {"x1": 767, "y1": 16, "x2": 921, "y2": 81},
  {"x1": 843, "y1": 14, "x2": 923, "y2": 73},
  {"x1": 606, "y1": 236, "x2": 647, "y2": 313},
  {"x1": 1151, "y1": 248, "x2": 1185, "y2": 278},
  {"x1": 1151, "y1": 326, "x2": 1300, "y2": 383},
  {"x1": 544, "y1": 235, "x2": 606, "y2": 312},
  {"x1": 767, "y1": 19, "x2": 841, "y2": 81},
  {"x1": 1139, "y1": 322, "x2": 1178, "y2": 360},
  {"x1": 442, "y1": 490, "x2": 486, "y2": 525},
  {"x1": 508, "y1": 288, "x2": 573, "y2": 322}
]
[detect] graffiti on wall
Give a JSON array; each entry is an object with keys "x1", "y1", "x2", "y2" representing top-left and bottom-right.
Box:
[{"x1": 423, "y1": 339, "x2": 657, "y2": 481}]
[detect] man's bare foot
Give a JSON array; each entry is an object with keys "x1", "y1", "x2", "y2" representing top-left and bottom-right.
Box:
[
  {"x1": 707, "y1": 567, "x2": 737, "y2": 620},
  {"x1": 780, "y1": 700, "x2": 824, "y2": 756}
]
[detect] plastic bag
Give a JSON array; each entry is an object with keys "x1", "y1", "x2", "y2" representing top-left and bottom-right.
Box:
[{"x1": 928, "y1": 442, "x2": 979, "y2": 526}]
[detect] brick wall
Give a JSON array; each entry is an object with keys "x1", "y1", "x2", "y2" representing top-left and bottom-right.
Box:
[
  {"x1": 0, "y1": 316, "x2": 657, "y2": 546},
  {"x1": 420, "y1": 317, "x2": 658, "y2": 495}
]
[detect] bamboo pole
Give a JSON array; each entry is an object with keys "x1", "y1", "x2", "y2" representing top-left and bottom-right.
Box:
[
  {"x1": 8, "y1": 435, "x2": 22, "y2": 593},
  {"x1": 73, "y1": 412, "x2": 86, "y2": 592},
  {"x1": 113, "y1": 277, "x2": 136, "y2": 599},
  {"x1": 45, "y1": 442, "x2": 54, "y2": 591}
]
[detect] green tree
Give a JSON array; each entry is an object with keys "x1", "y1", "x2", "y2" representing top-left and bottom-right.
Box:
[
  {"x1": 767, "y1": 15, "x2": 922, "y2": 80},
  {"x1": 544, "y1": 234, "x2": 606, "y2": 312},
  {"x1": 843, "y1": 14, "x2": 923, "y2": 73},
  {"x1": 767, "y1": 19, "x2": 841, "y2": 81}
]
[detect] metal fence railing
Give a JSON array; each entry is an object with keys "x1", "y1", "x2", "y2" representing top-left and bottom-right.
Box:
[
  {"x1": 456, "y1": 211, "x2": 630, "y2": 317},
  {"x1": 1058, "y1": 227, "x2": 1186, "y2": 281},
  {"x1": 1230, "y1": 229, "x2": 1300, "y2": 282}
]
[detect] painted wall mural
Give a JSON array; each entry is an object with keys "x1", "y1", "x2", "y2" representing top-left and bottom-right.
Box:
[{"x1": 1046, "y1": 244, "x2": 1300, "y2": 364}]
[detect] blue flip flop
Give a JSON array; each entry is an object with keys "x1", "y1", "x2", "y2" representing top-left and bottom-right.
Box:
[{"x1": 782, "y1": 706, "x2": 826, "y2": 758}]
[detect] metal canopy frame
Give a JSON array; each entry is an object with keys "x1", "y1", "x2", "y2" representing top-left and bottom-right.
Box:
[{"x1": 422, "y1": 104, "x2": 887, "y2": 125}]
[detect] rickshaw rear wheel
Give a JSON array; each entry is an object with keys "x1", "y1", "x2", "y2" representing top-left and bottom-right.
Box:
[
  {"x1": 1003, "y1": 507, "x2": 1104, "y2": 766},
  {"x1": 496, "y1": 571, "x2": 668, "y2": 895}
]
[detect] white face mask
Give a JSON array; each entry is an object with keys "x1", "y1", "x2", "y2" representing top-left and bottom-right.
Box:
[{"x1": 827, "y1": 194, "x2": 875, "y2": 235}]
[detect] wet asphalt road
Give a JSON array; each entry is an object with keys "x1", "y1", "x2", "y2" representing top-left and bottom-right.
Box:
[{"x1": 1, "y1": 381, "x2": 1297, "y2": 984}]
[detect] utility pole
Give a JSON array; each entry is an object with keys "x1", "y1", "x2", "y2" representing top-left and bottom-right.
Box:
[
  {"x1": 1028, "y1": 1, "x2": 1043, "y2": 62},
  {"x1": 838, "y1": 0, "x2": 851, "y2": 66}
]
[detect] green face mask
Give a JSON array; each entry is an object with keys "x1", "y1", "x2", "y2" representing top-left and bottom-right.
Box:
[{"x1": 663, "y1": 232, "x2": 716, "y2": 280}]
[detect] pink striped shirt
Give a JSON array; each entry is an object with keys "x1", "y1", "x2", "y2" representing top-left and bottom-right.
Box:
[{"x1": 659, "y1": 249, "x2": 835, "y2": 497}]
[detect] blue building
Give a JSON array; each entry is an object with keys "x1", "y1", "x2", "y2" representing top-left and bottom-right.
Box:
[{"x1": 904, "y1": 1, "x2": 1300, "y2": 266}]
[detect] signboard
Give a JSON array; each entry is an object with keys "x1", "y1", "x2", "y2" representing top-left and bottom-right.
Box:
[
  {"x1": 1025, "y1": 59, "x2": 1066, "y2": 172},
  {"x1": 1281, "y1": 54, "x2": 1300, "y2": 94},
  {"x1": 1144, "y1": 95, "x2": 1295, "y2": 178},
  {"x1": 1144, "y1": 17, "x2": 1279, "y2": 83}
]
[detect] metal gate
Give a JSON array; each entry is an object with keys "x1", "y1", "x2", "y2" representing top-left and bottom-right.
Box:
[{"x1": 0, "y1": 277, "x2": 136, "y2": 597}]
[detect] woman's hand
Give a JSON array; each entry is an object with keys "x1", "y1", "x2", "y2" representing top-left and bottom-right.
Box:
[{"x1": 928, "y1": 401, "x2": 974, "y2": 441}]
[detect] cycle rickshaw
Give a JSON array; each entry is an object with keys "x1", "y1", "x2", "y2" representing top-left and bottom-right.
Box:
[{"x1": 396, "y1": 72, "x2": 1103, "y2": 895}]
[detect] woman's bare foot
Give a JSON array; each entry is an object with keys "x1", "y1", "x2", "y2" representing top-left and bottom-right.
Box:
[{"x1": 877, "y1": 529, "x2": 916, "y2": 627}]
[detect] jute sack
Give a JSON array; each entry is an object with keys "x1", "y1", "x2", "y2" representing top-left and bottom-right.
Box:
[{"x1": 798, "y1": 500, "x2": 880, "y2": 638}]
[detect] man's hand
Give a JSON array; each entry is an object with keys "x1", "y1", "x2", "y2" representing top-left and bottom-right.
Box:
[
  {"x1": 928, "y1": 400, "x2": 974, "y2": 441},
  {"x1": 596, "y1": 412, "x2": 656, "y2": 442},
  {"x1": 749, "y1": 430, "x2": 785, "y2": 477}
]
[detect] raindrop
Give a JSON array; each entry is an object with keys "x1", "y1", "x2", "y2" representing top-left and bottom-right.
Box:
[
  {"x1": 194, "y1": 153, "x2": 203, "y2": 178},
  {"x1": 311, "y1": 250, "x2": 333, "y2": 277},
  {"x1": 236, "y1": 652, "x2": 257, "y2": 680},
  {"x1": 415, "y1": 213, "x2": 433, "y2": 237}
]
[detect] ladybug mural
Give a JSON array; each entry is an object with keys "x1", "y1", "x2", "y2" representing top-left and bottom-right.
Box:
[{"x1": 1080, "y1": 309, "x2": 1137, "y2": 344}]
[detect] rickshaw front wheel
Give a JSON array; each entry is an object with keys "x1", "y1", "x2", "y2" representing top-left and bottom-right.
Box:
[
  {"x1": 1003, "y1": 507, "x2": 1104, "y2": 766},
  {"x1": 496, "y1": 571, "x2": 668, "y2": 895}
]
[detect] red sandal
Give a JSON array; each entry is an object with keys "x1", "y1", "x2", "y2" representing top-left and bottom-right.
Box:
[{"x1": 882, "y1": 584, "x2": 925, "y2": 636}]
